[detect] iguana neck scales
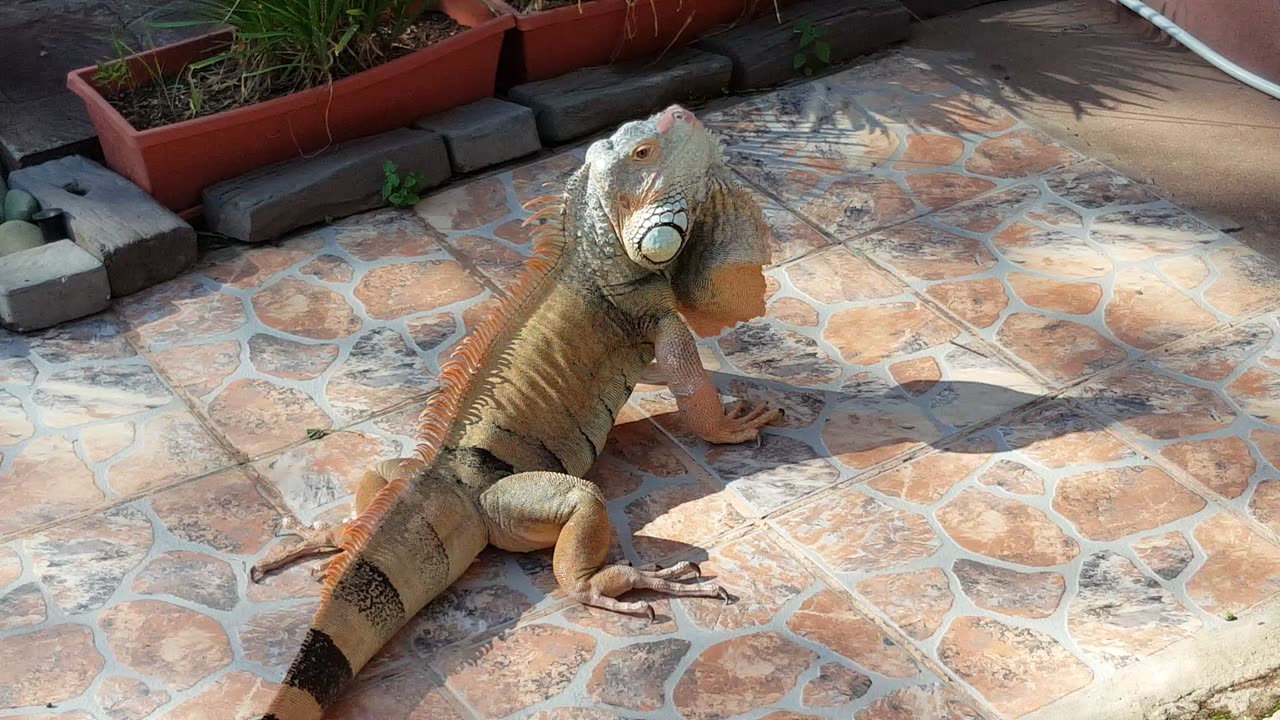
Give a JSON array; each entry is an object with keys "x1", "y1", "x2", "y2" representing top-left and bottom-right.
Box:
[{"x1": 254, "y1": 105, "x2": 780, "y2": 720}]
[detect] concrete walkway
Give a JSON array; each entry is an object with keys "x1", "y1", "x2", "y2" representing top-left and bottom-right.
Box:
[
  {"x1": 2, "y1": 44, "x2": 1280, "y2": 720},
  {"x1": 0, "y1": 0, "x2": 202, "y2": 171},
  {"x1": 905, "y1": 0, "x2": 1280, "y2": 265}
]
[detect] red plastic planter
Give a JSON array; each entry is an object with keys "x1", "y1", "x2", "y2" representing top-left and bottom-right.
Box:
[
  {"x1": 490, "y1": 0, "x2": 789, "y2": 84},
  {"x1": 66, "y1": 0, "x2": 514, "y2": 215}
]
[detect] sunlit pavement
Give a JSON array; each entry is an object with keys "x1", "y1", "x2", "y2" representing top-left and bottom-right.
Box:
[{"x1": 3, "y1": 52, "x2": 1280, "y2": 720}]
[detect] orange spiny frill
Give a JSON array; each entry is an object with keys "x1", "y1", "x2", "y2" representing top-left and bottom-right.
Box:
[{"x1": 317, "y1": 196, "x2": 570, "y2": 598}]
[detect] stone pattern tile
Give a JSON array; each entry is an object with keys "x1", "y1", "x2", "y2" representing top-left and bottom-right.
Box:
[
  {"x1": 705, "y1": 58, "x2": 1083, "y2": 244},
  {"x1": 772, "y1": 401, "x2": 1278, "y2": 718},
  {"x1": 0, "y1": 316, "x2": 235, "y2": 537},
  {"x1": 435, "y1": 529, "x2": 981, "y2": 720},
  {"x1": 115, "y1": 208, "x2": 496, "y2": 460},
  {"x1": 630, "y1": 243, "x2": 1045, "y2": 517},
  {"x1": 7, "y1": 51, "x2": 1280, "y2": 720},
  {"x1": 1074, "y1": 312, "x2": 1280, "y2": 548},
  {"x1": 848, "y1": 160, "x2": 1279, "y2": 387}
]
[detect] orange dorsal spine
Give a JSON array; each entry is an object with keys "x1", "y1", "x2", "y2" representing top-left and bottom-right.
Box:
[{"x1": 317, "y1": 197, "x2": 570, "y2": 599}]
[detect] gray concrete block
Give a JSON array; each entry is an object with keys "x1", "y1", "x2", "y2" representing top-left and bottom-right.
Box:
[
  {"x1": 697, "y1": 0, "x2": 911, "y2": 91},
  {"x1": 203, "y1": 127, "x2": 450, "y2": 243},
  {"x1": 414, "y1": 98, "x2": 541, "y2": 174},
  {"x1": 0, "y1": 240, "x2": 110, "y2": 332},
  {"x1": 9, "y1": 156, "x2": 197, "y2": 297},
  {"x1": 507, "y1": 48, "x2": 732, "y2": 145}
]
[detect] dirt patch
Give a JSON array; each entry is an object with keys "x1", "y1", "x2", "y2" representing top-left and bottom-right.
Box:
[{"x1": 102, "y1": 12, "x2": 464, "y2": 131}]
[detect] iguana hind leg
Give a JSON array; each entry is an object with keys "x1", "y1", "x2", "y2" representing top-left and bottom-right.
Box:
[
  {"x1": 250, "y1": 457, "x2": 420, "y2": 582},
  {"x1": 480, "y1": 471, "x2": 729, "y2": 619}
]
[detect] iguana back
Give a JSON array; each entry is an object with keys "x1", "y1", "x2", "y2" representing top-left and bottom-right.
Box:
[{"x1": 254, "y1": 104, "x2": 780, "y2": 719}]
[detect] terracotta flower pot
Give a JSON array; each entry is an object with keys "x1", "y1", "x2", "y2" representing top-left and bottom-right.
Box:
[
  {"x1": 66, "y1": 0, "x2": 514, "y2": 216},
  {"x1": 490, "y1": 0, "x2": 788, "y2": 84}
]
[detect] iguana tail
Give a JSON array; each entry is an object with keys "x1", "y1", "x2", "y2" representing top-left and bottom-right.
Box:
[{"x1": 256, "y1": 462, "x2": 488, "y2": 720}]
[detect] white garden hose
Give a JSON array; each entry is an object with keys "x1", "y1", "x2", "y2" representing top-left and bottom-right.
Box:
[{"x1": 1112, "y1": 0, "x2": 1280, "y2": 100}]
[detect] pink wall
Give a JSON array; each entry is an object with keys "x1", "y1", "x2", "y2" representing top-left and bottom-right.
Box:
[{"x1": 1133, "y1": 0, "x2": 1280, "y2": 84}]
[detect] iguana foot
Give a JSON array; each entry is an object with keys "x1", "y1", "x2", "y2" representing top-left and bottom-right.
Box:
[
  {"x1": 571, "y1": 563, "x2": 731, "y2": 620},
  {"x1": 639, "y1": 560, "x2": 702, "y2": 581},
  {"x1": 250, "y1": 519, "x2": 343, "y2": 583},
  {"x1": 697, "y1": 400, "x2": 784, "y2": 445}
]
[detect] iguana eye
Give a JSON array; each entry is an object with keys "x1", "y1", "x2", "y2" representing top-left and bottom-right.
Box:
[{"x1": 631, "y1": 143, "x2": 656, "y2": 161}]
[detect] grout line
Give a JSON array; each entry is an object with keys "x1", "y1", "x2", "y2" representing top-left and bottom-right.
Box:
[{"x1": 758, "y1": 523, "x2": 1007, "y2": 720}]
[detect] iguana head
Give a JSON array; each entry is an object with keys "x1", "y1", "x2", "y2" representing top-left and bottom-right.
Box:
[
  {"x1": 584, "y1": 104, "x2": 722, "y2": 270},
  {"x1": 577, "y1": 104, "x2": 774, "y2": 336}
]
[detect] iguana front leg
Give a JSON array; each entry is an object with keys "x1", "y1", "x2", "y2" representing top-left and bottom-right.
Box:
[
  {"x1": 481, "y1": 471, "x2": 729, "y2": 618},
  {"x1": 250, "y1": 458, "x2": 420, "y2": 582},
  {"x1": 656, "y1": 313, "x2": 782, "y2": 444}
]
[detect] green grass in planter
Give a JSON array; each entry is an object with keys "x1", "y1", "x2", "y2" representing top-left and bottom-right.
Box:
[{"x1": 96, "y1": 0, "x2": 463, "y2": 130}]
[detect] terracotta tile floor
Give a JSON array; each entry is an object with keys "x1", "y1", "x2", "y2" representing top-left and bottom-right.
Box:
[{"x1": 3, "y1": 53, "x2": 1280, "y2": 719}]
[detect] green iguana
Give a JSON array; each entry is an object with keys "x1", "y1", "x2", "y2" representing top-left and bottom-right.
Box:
[{"x1": 252, "y1": 104, "x2": 782, "y2": 720}]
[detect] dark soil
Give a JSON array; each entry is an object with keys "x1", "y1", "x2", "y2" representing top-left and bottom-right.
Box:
[
  {"x1": 103, "y1": 12, "x2": 464, "y2": 131},
  {"x1": 510, "y1": 0, "x2": 599, "y2": 13}
]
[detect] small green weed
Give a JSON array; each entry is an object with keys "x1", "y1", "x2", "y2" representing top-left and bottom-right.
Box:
[
  {"x1": 93, "y1": 36, "x2": 136, "y2": 92},
  {"x1": 793, "y1": 19, "x2": 832, "y2": 77},
  {"x1": 1223, "y1": 611, "x2": 1239, "y2": 621},
  {"x1": 381, "y1": 161, "x2": 424, "y2": 207}
]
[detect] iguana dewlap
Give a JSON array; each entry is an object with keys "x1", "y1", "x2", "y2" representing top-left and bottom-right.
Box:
[{"x1": 253, "y1": 105, "x2": 781, "y2": 720}]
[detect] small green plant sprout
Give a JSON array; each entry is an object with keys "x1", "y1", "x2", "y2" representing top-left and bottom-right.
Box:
[
  {"x1": 381, "y1": 161, "x2": 424, "y2": 207},
  {"x1": 1222, "y1": 611, "x2": 1239, "y2": 621},
  {"x1": 93, "y1": 36, "x2": 137, "y2": 92},
  {"x1": 793, "y1": 19, "x2": 832, "y2": 77}
]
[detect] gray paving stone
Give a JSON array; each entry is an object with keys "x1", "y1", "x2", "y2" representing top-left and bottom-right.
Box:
[
  {"x1": 414, "y1": 98, "x2": 541, "y2": 174},
  {"x1": 506, "y1": 48, "x2": 732, "y2": 145},
  {"x1": 0, "y1": 90, "x2": 102, "y2": 173},
  {"x1": 9, "y1": 156, "x2": 197, "y2": 297},
  {"x1": 202, "y1": 127, "x2": 450, "y2": 243},
  {"x1": 697, "y1": 0, "x2": 911, "y2": 91},
  {"x1": 0, "y1": 239, "x2": 110, "y2": 332},
  {"x1": 0, "y1": 6, "x2": 120, "y2": 171}
]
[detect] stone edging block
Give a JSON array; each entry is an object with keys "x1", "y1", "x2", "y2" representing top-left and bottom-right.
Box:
[
  {"x1": 697, "y1": 0, "x2": 912, "y2": 92},
  {"x1": 9, "y1": 155, "x2": 197, "y2": 297},
  {"x1": 414, "y1": 98, "x2": 542, "y2": 174},
  {"x1": 0, "y1": 239, "x2": 110, "y2": 331},
  {"x1": 203, "y1": 127, "x2": 450, "y2": 243},
  {"x1": 506, "y1": 48, "x2": 733, "y2": 145}
]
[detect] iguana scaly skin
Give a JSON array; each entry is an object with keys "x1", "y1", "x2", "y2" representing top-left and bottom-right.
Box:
[{"x1": 252, "y1": 105, "x2": 781, "y2": 720}]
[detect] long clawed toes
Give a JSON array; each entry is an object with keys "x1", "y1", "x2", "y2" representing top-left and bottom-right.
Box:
[{"x1": 642, "y1": 560, "x2": 702, "y2": 581}]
